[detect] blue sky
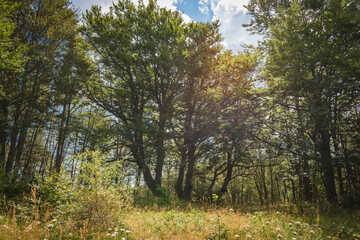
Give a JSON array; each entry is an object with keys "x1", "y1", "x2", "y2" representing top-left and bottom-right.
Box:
[{"x1": 71, "y1": 0, "x2": 262, "y2": 52}]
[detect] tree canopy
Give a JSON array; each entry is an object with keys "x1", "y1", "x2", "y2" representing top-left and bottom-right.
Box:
[{"x1": 0, "y1": 0, "x2": 359, "y2": 206}]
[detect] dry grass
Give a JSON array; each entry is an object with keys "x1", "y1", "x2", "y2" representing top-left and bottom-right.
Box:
[
  {"x1": 1, "y1": 192, "x2": 359, "y2": 240},
  {"x1": 124, "y1": 206, "x2": 249, "y2": 240}
]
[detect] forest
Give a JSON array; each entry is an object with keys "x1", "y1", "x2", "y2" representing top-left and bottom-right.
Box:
[{"x1": 0, "y1": 0, "x2": 359, "y2": 239}]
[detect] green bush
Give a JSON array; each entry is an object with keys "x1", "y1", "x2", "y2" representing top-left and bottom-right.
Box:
[
  {"x1": 37, "y1": 150, "x2": 132, "y2": 229},
  {"x1": 205, "y1": 215, "x2": 230, "y2": 240},
  {"x1": 0, "y1": 169, "x2": 34, "y2": 199}
]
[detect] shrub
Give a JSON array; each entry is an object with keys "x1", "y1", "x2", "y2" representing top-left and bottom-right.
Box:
[
  {"x1": 205, "y1": 215, "x2": 230, "y2": 240},
  {"x1": 37, "y1": 150, "x2": 132, "y2": 230}
]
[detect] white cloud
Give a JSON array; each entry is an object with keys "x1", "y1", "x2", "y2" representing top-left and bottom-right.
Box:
[
  {"x1": 156, "y1": 0, "x2": 178, "y2": 10},
  {"x1": 208, "y1": 0, "x2": 261, "y2": 51},
  {"x1": 199, "y1": 0, "x2": 210, "y2": 15},
  {"x1": 93, "y1": 0, "x2": 112, "y2": 13},
  {"x1": 210, "y1": 0, "x2": 248, "y2": 15}
]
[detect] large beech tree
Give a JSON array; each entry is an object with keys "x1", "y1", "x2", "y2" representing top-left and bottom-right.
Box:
[{"x1": 81, "y1": 0, "x2": 189, "y2": 195}]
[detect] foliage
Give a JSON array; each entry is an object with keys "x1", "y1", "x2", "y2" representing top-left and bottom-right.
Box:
[
  {"x1": 37, "y1": 150, "x2": 132, "y2": 229},
  {"x1": 0, "y1": 0, "x2": 359, "y2": 231},
  {"x1": 0, "y1": 1, "x2": 25, "y2": 72},
  {"x1": 205, "y1": 215, "x2": 230, "y2": 240}
]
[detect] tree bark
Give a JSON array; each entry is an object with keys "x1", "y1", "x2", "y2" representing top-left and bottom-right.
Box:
[
  {"x1": 174, "y1": 146, "x2": 186, "y2": 199},
  {"x1": 55, "y1": 100, "x2": 71, "y2": 173},
  {"x1": 318, "y1": 128, "x2": 337, "y2": 202},
  {"x1": 154, "y1": 107, "x2": 167, "y2": 187},
  {"x1": 183, "y1": 144, "x2": 196, "y2": 201},
  {"x1": 217, "y1": 149, "x2": 234, "y2": 200},
  {"x1": 0, "y1": 100, "x2": 9, "y2": 169}
]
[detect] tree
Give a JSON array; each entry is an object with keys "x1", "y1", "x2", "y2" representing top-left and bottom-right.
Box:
[
  {"x1": 246, "y1": 0, "x2": 360, "y2": 202},
  {"x1": 1, "y1": 0, "x2": 78, "y2": 177},
  {"x1": 172, "y1": 21, "x2": 222, "y2": 200},
  {"x1": 0, "y1": 1, "x2": 25, "y2": 169},
  {"x1": 81, "y1": 0, "x2": 188, "y2": 195}
]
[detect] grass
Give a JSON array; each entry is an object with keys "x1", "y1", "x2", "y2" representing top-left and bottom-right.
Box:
[
  {"x1": 122, "y1": 203, "x2": 360, "y2": 240},
  {"x1": 0, "y1": 193, "x2": 359, "y2": 239}
]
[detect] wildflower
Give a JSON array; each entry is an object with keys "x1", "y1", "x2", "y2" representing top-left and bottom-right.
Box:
[
  {"x1": 112, "y1": 233, "x2": 117, "y2": 237},
  {"x1": 108, "y1": 228, "x2": 112, "y2": 231},
  {"x1": 295, "y1": 221, "x2": 301, "y2": 225},
  {"x1": 114, "y1": 227, "x2": 118, "y2": 231},
  {"x1": 122, "y1": 238, "x2": 126, "y2": 240},
  {"x1": 137, "y1": 212, "x2": 141, "y2": 215},
  {"x1": 230, "y1": 208, "x2": 234, "y2": 212},
  {"x1": 276, "y1": 227, "x2": 281, "y2": 232},
  {"x1": 126, "y1": 230, "x2": 131, "y2": 234},
  {"x1": 266, "y1": 221, "x2": 270, "y2": 224},
  {"x1": 310, "y1": 230, "x2": 314, "y2": 233},
  {"x1": 289, "y1": 223, "x2": 292, "y2": 227},
  {"x1": 25, "y1": 224, "x2": 33, "y2": 232},
  {"x1": 52, "y1": 219, "x2": 57, "y2": 222},
  {"x1": 47, "y1": 224, "x2": 53, "y2": 228},
  {"x1": 246, "y1": 234, "x2": 252, "y2": 238},
  {"x1": 278, "y1": 234, "x2": 283, "y2": 239},
  {"x1": 120, "y1": 228, "x2": 125, "y2": 231},
  {"x1": 106, "y1": 233, "x2": 110, "y2": 236},
  {"x1": 234, "y1": 235, "x2": 240, "y2": 238},
  {"x1": 292, "y1": 238, "x2": 296, "y2": 240}
]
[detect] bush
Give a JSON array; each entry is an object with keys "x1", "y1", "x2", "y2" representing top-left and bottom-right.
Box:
[
  {"x1": 37, "y1": 150, "x2": 132, "y2": 229},
  {"x1": 0, "y1": 169, "x2": 34, "y2": 199}
]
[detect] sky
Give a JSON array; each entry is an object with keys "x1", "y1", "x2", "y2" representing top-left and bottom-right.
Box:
[{"x1": 71, "y1": 0, "x2": 262, "y2": 52}]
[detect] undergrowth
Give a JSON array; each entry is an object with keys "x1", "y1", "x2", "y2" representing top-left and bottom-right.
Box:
[{"x1": 0, "y1": 151, "x2": 359, "y2": 239}]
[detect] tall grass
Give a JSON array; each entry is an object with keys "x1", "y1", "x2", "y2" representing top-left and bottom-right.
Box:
[
  {"x1": 0, "y1": 152, "x2": 359, "y2": 239},
  {"x1": 1, "y1": 194, "x2": 360, "y2": 239}
]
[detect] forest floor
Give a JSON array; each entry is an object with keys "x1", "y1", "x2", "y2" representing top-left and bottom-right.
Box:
[{"x1": 0, "y1": 196, "x2": 359, "y2": 240}]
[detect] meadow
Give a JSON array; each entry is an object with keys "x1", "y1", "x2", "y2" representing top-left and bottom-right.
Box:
[{"x1": 1, "y1": 189, "x2": 359, "y2": 240}]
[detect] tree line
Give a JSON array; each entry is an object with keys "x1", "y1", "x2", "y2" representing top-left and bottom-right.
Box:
[{"x1": 0, "y1": 0, "x2": 359, "y2": 205}]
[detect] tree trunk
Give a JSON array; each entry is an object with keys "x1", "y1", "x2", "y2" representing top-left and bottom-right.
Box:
[
  {"x1": 291, "y1": 178, "x2": 296, "y2": 203},
  {"x1": 14, "y1": 117, "x2": 30, "y2": 171},
  {"x1": 318, "y1": 128, "x2": 337, "y2": 202},
  {"x1": 5, "y1": 105, "x2": 22, "y2": 173},
  {"x1": 131, "y1": 129, "x2": 159, "y2": 196},
  {"x1": 302, "y1": 159, "x2": 313, "y2": 202},
  {"x1": 269, "y1": 162, "x2": 275, "y2": 204},
  {"x1": 174, "y1": 146, "x2": 186, "y2": 199},
  {"x1": 261, "y1": 164, "x2": 269, "y2": 205},
  {"x1": 183, "y1": 144, "x2": 196, "y2": 201},
  {"x1": 5, "y1": 126, "x2": 19, "y2": 173},
  {"x1": 23, "y1": 125, "x2": 41, "y2": 177},
  {"x1": 154, "y1": 107, "x2": 167, "y2": 187},
  {"x1": 0, "y1": 100, "x2": 9, "y2": 169},
  {"x1": 254, "y1": 178, "x2": 264, "y2": 205},
  {"x1": 217, "y1": 151, "x2": 233, "y2": 200},
  {"x1": 55, "y1": 102, "x2": 68, "y2": 173}
]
